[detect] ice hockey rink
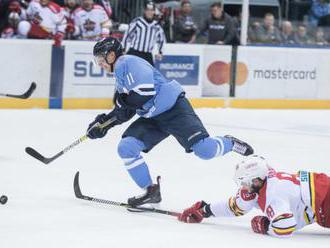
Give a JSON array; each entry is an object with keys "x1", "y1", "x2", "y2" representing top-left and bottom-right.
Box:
[{"x1": 1, "y1": 108, "x2": 329, "y2": 248}]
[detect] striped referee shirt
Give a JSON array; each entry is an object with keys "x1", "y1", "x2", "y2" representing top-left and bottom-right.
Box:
[{"x1": 122, "y1": 16, "x2": 166, "y2": 54}]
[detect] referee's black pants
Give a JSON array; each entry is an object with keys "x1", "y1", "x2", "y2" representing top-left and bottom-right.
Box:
[{"x1": 127, "y1": 49, "x2": 154, "y2": 66}]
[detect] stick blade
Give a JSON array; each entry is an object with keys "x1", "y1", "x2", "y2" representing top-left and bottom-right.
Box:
[
  {"x1": 25, "y1": 147, "x2": 49, "y2": 164},
  {"x1": 6, "y1": 82, "x2": 37, "y2": 99},
  {"x1": 74, "y1": 171, "x2": 84, "y2": 199},
  {"x1": 21, "y1": 82, "x2": 37, "y2": 99}
]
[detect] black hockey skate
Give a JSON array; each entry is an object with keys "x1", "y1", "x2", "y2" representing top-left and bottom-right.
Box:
[
  {"x1": 128, "y1": 176, "x2": 162, "y2": 207},
  {"x1": 225, "y1": 135, "x2": 254, "y2": 156}
]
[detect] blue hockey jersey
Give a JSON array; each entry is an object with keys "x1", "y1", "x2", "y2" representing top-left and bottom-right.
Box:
[{"x1": 114, "y1": 55, "x2": 184, "y2": 118}]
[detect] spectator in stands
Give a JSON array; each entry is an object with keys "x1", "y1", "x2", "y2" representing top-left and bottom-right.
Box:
[
  {"x1": 63, "y1": 0, "x2": 79, "y2": 39},
  {"x1": 95, "y1": 0, "x2": 113, "y2": 19},
  {"x1": 294, "y1": 24, "x2": 313, "y2": 44},
  {"x1": 173, "y1": 0, "x2": 197, "y2": 43},
  {"x1": 63, "y1": 0, "x2": 79, "y2": 18},
  {"x1": 156, "y1": 4, "x2": 172, "y2": 42},
  {"x1": 1, "y1": 11, "x2": 20, "y2": 38},
  {"x1": 1, "y1": 1, "x2": 26, "y2": 38},
  {"x1": 17, "y1": 0, "x2": 67, "y2": 46},
  {"x1": 280, "y1": 20, "x2": 296, "y2": 44},
  {"x1": 248, "y1": 21, "x2": 260, "y2": 43},
  {"x1": 255, "y1": 13, "x2": 282, "y2": 44},
  {"x1": 308, "y1": 0, "x2": 330, "y2": 26},
  {"x1": 72, "y1": 0, "x2": 112, "y2": 41},
  {"x1": 198, "y1": 1, "x2": 237, "y2": 45},
  {"x1": 314, "y1": 27, "x2": 329, "y2": 44},
  {"x1": 122, "y1": 1, "x2": 166, "y2": 66}
]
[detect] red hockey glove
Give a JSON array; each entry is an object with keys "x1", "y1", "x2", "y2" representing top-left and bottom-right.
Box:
[
  {"x1": 178, "y1": 201, "x2": 212, "y2": 223},
  {"x1": 66, "y1": 22, "x2": 75, "y2": 34},
  {"x1": 251, "y1": 216, "x2": 270, "y2": 234},
  {"x1": 54, "y1": 32, "x2": 64, "y2": 47}
]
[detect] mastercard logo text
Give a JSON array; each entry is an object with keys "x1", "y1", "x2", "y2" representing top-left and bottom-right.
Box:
[{"x1": 207, "y1": 61, "x2": 248, "y2": 85}]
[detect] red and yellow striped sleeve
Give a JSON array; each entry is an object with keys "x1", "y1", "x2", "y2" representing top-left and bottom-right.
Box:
[{"x1": 270, "y1": 213, "x2": 297, "y2": 237}]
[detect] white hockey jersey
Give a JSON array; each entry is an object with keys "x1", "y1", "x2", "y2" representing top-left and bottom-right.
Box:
[
  {"x1": 210, "y1": 170, "x2": 321, "y2": 237},
  {"x1": 26, "y1": 0, "x2": 66, "y2": 34},
  {"x1": 72, "y1": 4, "x2": 111, "y2": 41}
]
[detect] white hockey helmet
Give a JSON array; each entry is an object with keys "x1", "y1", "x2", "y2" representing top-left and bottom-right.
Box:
[
  {"x1": 17, "y1": 20, "x2": 31, "y2": 37},
  {"x1": 234, "y1": 155, "x2": 269, "y2": 188}
]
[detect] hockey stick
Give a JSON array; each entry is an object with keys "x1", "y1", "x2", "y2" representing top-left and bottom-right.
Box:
[
  {"x1": 0, "y1": 82, "x2": 36, "y2": 99},
  {"x1": 74, "y1": 171, "x2": 180, "y2": 217},
  {"x1": 25, "y1": 116, "x2": 117, "y2": 165},
  {"x1": 25, "y1": 135, "x2": 88, "y2": 164}
]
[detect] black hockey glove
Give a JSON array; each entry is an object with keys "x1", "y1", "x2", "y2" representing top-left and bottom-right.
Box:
[
  {"x1": 87, "y1": 113, "x2": 116, "y2": 139},
  {"x1": 87, "y1": 97, "x2": 136, "y2": 140}
]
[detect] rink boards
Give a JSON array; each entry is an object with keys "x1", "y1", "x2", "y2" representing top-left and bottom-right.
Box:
[
  {"x1": 2, "y1": 98, "x2": 330, "y2": 109},
  {"x1": 1, "y1": 39, "x2": 330, "y2": 109}
]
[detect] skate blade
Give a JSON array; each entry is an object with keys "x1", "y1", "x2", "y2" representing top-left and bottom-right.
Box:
[
  {"x1": 127, "y1": 202, "x2": 161, "y2": 213},
  {"x1": 127, "y1": 208, "x2": 146, "y2": 213}
]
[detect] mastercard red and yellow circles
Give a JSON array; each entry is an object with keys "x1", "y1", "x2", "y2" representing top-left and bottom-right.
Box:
[{"x1": 207, "y1": 61, "x2": 248, "y2": 85}]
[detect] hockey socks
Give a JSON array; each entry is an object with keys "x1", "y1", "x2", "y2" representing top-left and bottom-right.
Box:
[
  {"x1": 192, "y1": 136, "x2": 233, "y2": 160},
  {"x1": 118, "y1": 137, "x2": 152, "y2": 188},
  {"x1": 123, "y1": 156, "x2": 152, "y2": 188}
]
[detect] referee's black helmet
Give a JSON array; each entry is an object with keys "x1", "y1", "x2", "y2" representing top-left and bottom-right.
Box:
[{"x1": 144, "y1": 0, "x2": 156, "y2": 10}]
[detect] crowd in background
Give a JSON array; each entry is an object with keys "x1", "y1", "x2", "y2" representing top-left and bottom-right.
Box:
[
  {"x1": 248, "y1": 12, "x2": 329, "y2": 45},
  {"x1": 0, "y1": 0, "x2": 329, "y2": 46},
  {"x1": 0, "y1": 0, "x2": 116, "y2": 45}
]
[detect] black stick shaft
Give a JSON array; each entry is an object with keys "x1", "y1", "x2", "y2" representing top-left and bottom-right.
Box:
[{"x1": 88, "y1": 196, "x2": 180, "y2": 217}]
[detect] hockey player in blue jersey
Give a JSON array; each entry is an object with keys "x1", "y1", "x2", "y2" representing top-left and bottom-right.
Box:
[{"x1": 87, "y1": 37, "x2": 254, "y2": 207}]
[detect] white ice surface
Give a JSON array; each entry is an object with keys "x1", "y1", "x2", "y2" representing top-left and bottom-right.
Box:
[{"x1": 0, "y1": 108, "x2": 329, "y2": 248}]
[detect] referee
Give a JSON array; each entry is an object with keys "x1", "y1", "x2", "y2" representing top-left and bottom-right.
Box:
[{"x1": 121, "y1": 0, "x2": 166, "y2": 66}]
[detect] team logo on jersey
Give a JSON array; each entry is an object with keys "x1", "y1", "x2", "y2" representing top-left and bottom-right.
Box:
[
  {"x1": 83, "y1": 19, "x2": 96, "y2": 31},
  {"x1": 240, "y1": 189, "x2": 256, "y2": 201}
]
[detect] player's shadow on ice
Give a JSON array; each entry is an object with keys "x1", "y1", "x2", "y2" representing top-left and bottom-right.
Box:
[
  {"x1": 74, "y1": 204, "x2": 330, "y2": 239},
  {"x1": 203, "y1": 221, "x2": 329, "y2": 238},
  {"x1": 202, "y1": 221, "x2": 253, "y2": 233},
  {"x1": 294, "y1": 230, "x2": 330, "y2": 238}
]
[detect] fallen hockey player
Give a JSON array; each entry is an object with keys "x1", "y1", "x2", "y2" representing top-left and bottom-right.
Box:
[{"x1": 178, "y1": 155, "x2": 330, "y2": 238}]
